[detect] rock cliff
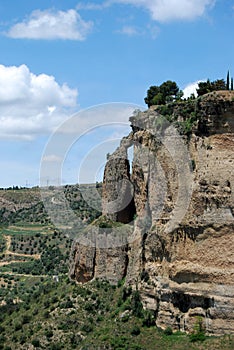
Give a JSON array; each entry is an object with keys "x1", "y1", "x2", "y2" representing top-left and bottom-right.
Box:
[{"x1": 70, "y1": 91, "x2": 234, "y2": 335}]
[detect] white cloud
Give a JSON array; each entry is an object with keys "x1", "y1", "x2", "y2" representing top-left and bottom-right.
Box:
[
  {"x1": 7, "y1": 9, "x2": 93, "y2": 40},
  {"x1": 114, "y1": 0, "x2": 215, "y2": 22},
  {"x1": 42, "y1": 155, "x2": 63, "y2": 162},
  {"x1": 76, "y1": 2, "x2": 110, "y2": 10},
  {"x1": 117, "y1": 23, "x2": 160, "y2": 38},
  {"x1": 183, "y1": 80, "x2": 204, "y2": 99},
  {"x1": 117, "y1": 25, "x2": 140, "y2": 36},
  {"x1": 0, "y1": 64, "x2": 78, "y2": 140}
]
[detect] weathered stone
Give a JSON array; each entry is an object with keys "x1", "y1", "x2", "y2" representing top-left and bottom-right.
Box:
[{"x1": 70, "y1": 91, "x2": 234, "y2": 335}]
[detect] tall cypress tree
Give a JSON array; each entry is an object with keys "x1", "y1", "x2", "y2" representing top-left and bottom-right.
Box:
[
  {"x1": 226, "y1": 70, "x2": 230, "y2": 90},
  {"x1": 231, "y1": 77, "x2": 233, "y2": 91}
]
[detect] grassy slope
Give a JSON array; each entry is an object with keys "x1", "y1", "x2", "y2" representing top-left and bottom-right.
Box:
[
  {"x1": 0, "y1": 176, "x2": 233, "y2": 348},
  {"x1": 0, "y1": 276, "x2": 233, "y2": 350}
]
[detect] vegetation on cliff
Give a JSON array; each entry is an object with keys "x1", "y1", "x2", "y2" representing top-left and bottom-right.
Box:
[
  {"x1": 145, "y1": 72, "x2": 234, "y2": 108},
  {"x1": 144, "y1": 80, "x2": 183, "y2": 107}
]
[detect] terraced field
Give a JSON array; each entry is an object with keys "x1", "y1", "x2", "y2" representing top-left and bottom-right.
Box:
[{"x1": 0, "y1": 223, "x2": 72, "y2": 277}]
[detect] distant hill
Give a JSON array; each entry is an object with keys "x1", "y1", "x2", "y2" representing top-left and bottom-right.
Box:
[{"x1": 0, "y1": 184, "x2": 102, "y2": 226}]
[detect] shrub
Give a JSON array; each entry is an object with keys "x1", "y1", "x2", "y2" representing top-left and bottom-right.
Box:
[
  {"x1": 140, "y1": 270, "x2": 149, "y2": 282},
  {"x1": 164, "y1": 326, "x2": 173, "y2": 335},
  {"x1": 99, "y1": 222, "x2": 112, "y2": 228},
  {"x1": 14, "y1": 323, "x2": 22, "y2": 331},
  {"x1": 21, "y1": 314, "x2": 31, "y2": 324},
  {"x1": 19, "y1": 334, "x2": 26, "y2": 344},
  {"x1": 131, "y1": 290, "x2": 143, "y2": 317},
  {"x1": 142, "y1": 310, "x2": 155, "y2": 327},
  {"x1": 31, "y1": 339, "x2": 40, "y2": 347},
  {"x1": 50, "y1": 344, "x2": 62, "y2": 350},
  {"x1": 81, "y1": 323, "x2": 93, "y2": 333},
  {"x1": 131, "y1": 325, "x2": 141, "y2": 336},
  {"x1": 190, "y1": 331, "x2": 206, "y2": 342},
  {"x1": 45, "y1": 329, "x2": 53, "y2": 338},
  {"x1": 190, "y1": 316, "x2": 206, "y2": 342}
]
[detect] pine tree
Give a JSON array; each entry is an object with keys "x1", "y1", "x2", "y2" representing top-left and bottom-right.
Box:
[
  {"x1": 231, "y1": 77, "x2": 234, "y2": 91},
  {"x1": 226, "y1": 70, "x2": 230, "y2": 90}
]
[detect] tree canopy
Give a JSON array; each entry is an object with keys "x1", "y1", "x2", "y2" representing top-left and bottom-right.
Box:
[
  {"x1": 196, "y1": 79, "x2": 226, "y2": 96},
  {"x1": 145, "y1": 72, "x2": 233, "y2": 107},
  {"x1": 144, "y1": 80, "x2": 183, "y2": 107}
]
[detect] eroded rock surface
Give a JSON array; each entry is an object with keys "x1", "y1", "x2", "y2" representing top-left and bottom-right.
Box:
[{"x1": 70, "y1": 91, "x2": 234, "y2": 335}]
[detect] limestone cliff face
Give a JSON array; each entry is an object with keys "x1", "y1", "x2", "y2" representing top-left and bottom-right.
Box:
[{"x1": 70, "y1": 91, "x2": 234, "y2": 335}]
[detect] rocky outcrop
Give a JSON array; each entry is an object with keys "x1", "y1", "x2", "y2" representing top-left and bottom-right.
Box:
[
  {"x1": 70, "y1": 91, "x2": 234, "y2": 335},
  {"x1": 102, "y1": 136, "x2": 136, "y2": 224},
  {"x1": 69, "y1": 225, "x2": 131, "y2": 285}
]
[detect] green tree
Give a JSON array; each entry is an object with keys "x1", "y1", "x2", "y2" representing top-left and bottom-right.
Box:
[
  {"x1": 144, "y1": 80, "x2": 182, "y2": 107},
  {"x1": 144, "y1": 86, "x2": 160, "y2": 107},
  {"x1": 227, "y1": 70, "x2": 230, "y2": 90},
  {"x1": 159, "y1": 80, "x2": 180, "y2": 103},
  {"x1": 190, "y1": 316, "x2": 206, "y2": 342},
  {"x1": 151, "y1": 92, "x2": 165, "y2": 105},
  {"x1": 131, "y1": 290, "x2": 143, "y2": 317},
  {"x1": 197, "y1": 80, "x2": 212, "y2": 96},
  {"x1": 211, "y1": 79, "x2": 226, "y2": 91},
  {"x1": 197, "y1": 78, "x2": 226, "y2": 96}
]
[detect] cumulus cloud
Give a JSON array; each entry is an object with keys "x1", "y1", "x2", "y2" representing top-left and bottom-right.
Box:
[
  {"x1": 0, "y1": 64, "x2": 78, "y2": 140},
  {"x1": 183, "y1": 80, "x2": 204, "y2": 99},
  {"x1": 7, "y1": 9, "x2": 93, "y2": 40},
  {"x1": 114, "y1": 0, "x2": 215, "y2": 22}
]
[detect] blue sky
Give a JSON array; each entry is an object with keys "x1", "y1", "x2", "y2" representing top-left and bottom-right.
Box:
[{"x1": 0, "y1": 0, "x2": 233, "y2": 187}]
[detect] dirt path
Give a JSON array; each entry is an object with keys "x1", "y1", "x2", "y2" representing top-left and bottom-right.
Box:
[
  {"x1": 0, "y1": 260, "x2": 28, "y2": 267},
  {"x1": 8, "y1": 225, "x2": 42, "y2": 231},
  {"x1": 8, "y1": 225, "x2": 54, "y2": 235},
  {"x1": 2, "y1": 235, "x2": 41, "y2": 260},
  {"x1": 4, "y1": 235, "x2": 11, "y2": 251},
  {"x1": 0, "y1": 271, "x2": 48, "y2": 278}
]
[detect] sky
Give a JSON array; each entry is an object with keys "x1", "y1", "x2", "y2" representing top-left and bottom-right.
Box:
[{"x1": 0, "y1": 0, "x2": 233, "y2": 187}]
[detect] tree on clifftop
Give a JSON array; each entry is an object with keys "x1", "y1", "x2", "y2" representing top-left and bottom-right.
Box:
[
  {"x1": 196, "y1": 79, "x2": 226, "y2": 96},
  {"x1": 227, "y1": 70, "x2": 230, "y2": 90},
  {"x1": 144, "y1": 80, "x2": 183, "y2": 107}
]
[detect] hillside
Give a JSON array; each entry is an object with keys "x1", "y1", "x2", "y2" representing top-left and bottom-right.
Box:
[
  {"x1": 1, "y1": 189, "x2": 233, "y2": 350},
  {"x1": 70, "y1": 91, "x2": 234, "y2": 336},
  {"x1": 0, "y1": 92, "x2": 234, "y2": 349}
]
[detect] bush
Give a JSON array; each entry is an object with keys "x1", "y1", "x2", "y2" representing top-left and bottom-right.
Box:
[
  {"x1": 45, "y1": 329, "x2": 53, "y2": 338},
  {"x1": 31, "y1": 339, "x2": 40, "y2": 347},
  {"x1": 190, "y1": 316, "x2": 206, "y2": 342},
  {"x1": 164, "y1": 326, "x2": 173, "y2": 335},
  {"x1": 14, "y1": 323, "x2": 22, "y2": 331},
  {"x1": 50, "y1": 344, "x2": 62, "y2": 350},
  {"x1": 131, "y1": 290, "x2": 143, "y2": 318},
  {"x1": 98, "y1": 222, "x2": 112, "y2": 229},
  {"x1": 140, "y1": 270, "x2": 150, "y2": 282},
  {"x1": 131, "y1": 326, "x2": 141, "y2": 336},
  {"x1": 21, "y1": 314, "x2": 31, "y2": 324},
  {"x1": 81, "y1": 324, "x2": 93, "y2": 333},
  {"x1": 142, "y1": 310, "x2": 155, "y2": 327},
  {"x1": 190, "y1": 332, "x2": 206, "y2": 342}
]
